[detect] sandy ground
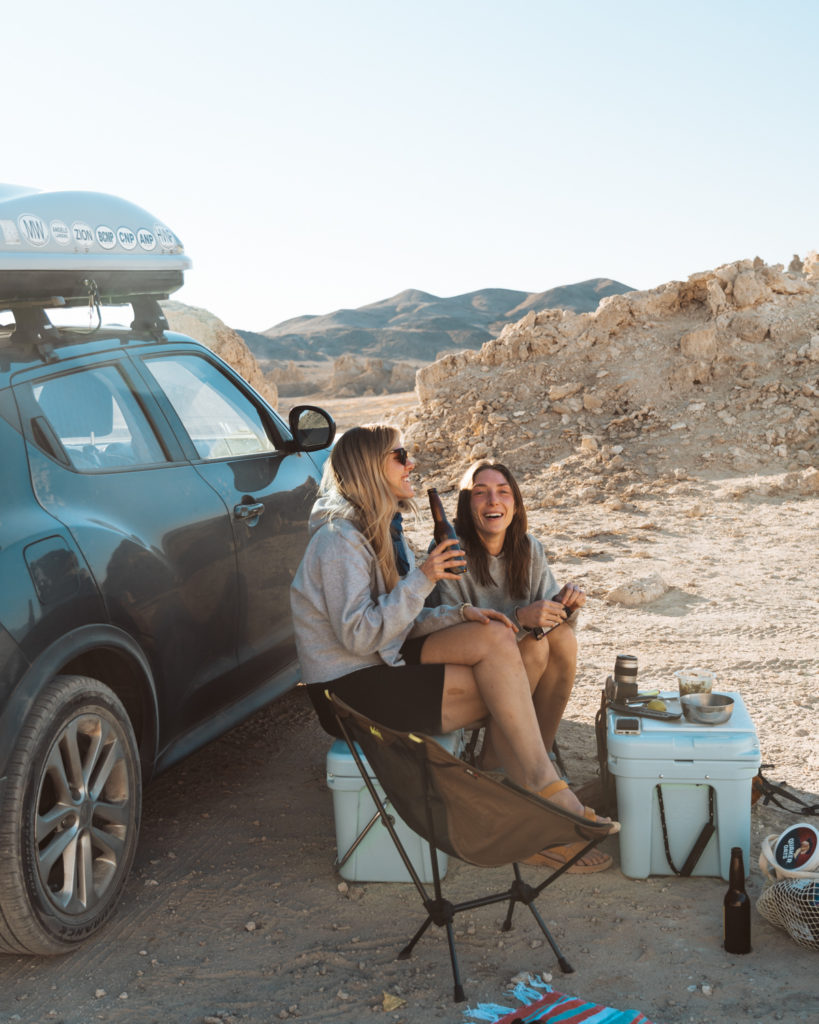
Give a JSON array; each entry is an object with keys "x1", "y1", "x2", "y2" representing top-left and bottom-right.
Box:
[{"x1": 1, "y1": 392, "x2": 817, "y2": 1024}]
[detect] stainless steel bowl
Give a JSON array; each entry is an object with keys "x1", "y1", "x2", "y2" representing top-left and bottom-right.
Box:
[{"x1": 680, "y1": 692, "x2": 734, "y2": 725}]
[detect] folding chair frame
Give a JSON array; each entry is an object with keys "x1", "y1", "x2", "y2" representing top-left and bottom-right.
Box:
[{"x1": 333, "y1": 705, "x2": 607, "y2": 1003}]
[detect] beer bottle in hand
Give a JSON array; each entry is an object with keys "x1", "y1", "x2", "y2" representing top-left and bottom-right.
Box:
[
  {"x1": 427, "y1": 488, "x2": 466, "y2": 575},
  {"x1": 723, "y1": 846, "x2": 751, "y2": 953}
]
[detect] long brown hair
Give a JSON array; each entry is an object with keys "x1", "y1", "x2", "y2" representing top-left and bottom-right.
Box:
[
  {"x1": 321, "y1": 424, "x2": 410, "y2": 591},
  {"x1": 454, "y1": 460, "x2": 531, "y2": 598}
]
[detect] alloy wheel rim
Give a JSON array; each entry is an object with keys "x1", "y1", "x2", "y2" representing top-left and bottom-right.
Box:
[{"x1": 34, "y1": 711, "x2": 133, "y2": 917}]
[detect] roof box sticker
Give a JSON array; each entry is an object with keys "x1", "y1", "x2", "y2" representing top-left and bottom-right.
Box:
[
  {"x1": 0, "y1": 220, "x2": 21, "y2": 245},
  {"x1": 154, "y1": 225, "x2": 177, "y2": 250},
  {"x1": 72, "y1": 222, "x2": 95, "y2": 250},
  {"x1": 137, "y1": 228, "x2": 156, "y2": 251},
  {"x1": 95, "y1": 225, "x2": 117, "y2": 250},
  {"x1": 50, "y1": 220, "x2": 71, "y2": 245},
  {"x1": 18, "y1": 214, "x2": 50, "y2": 246},
  {"x1": 117, "y1": 226, "x2": 137, "y2": 250}
]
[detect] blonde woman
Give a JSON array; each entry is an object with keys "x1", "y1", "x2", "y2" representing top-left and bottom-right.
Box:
[{"x1": 290, "y1": 424, "x2": 617, "y2": 833}]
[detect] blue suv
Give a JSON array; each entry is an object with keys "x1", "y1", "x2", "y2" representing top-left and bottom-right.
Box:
[{"x1": 0, "y1": 186, "x2": 335, "y2": 954}]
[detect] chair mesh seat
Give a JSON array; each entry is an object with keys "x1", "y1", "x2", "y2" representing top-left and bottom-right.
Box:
[{"x1": 327, "y1": 693, "x2": 614, "y2": 1002}]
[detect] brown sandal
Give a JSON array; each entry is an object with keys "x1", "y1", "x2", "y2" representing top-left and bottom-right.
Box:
[
  {"x1": 521, "y1": 843, "x2": 613, "y2": 873},
  {"x1": 537, "y1": 779, "x2": 621, "y2": 834}
]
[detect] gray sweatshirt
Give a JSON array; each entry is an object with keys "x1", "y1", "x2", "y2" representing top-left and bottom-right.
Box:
[
  {"x1": 290, "y1": 498, "x2": 465, "y2": 684},
  {"x1": 433, "y1": 534, "x2": 575, "y2": 637}
]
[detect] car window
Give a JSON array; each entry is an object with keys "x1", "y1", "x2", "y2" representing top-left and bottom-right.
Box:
[
  {"x1": 31, "y1": 365, "x2": 166, "y2": 471},
  {"x1": 143, "y1": 354, "x2": 277, "y2": 460}
]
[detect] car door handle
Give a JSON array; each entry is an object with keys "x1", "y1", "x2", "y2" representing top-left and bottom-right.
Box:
[{"x1": 233, "y1": 501, "x2": 265, "y2": 521}]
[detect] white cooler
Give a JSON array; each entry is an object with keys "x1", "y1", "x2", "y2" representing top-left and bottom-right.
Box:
[
  {"x1": 326, "y1": 731, "x2": 462, "y2": 883},
  {"x1": 606, "y1": 691, "x2": 760, "y2": 880}
]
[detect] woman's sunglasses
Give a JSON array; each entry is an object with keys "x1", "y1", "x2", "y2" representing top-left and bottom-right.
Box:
[{"x1": 390, "y1": 447, "x2": 409, "y2": 465}]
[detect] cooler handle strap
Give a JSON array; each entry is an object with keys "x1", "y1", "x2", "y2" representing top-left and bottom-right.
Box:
[{"x1": 656, "y1": 784, "x2": 716, "y2": 877}]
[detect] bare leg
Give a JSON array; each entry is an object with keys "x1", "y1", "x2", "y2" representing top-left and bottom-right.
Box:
[
  {"x1": 518, "y1": 625, "x2": 613, "y2": 867},
  {"x1": 423, "y1": 621, "x2": 552, "y2": 791},
  {"x1": 520, "y1": 624, "x2": 577, "y2": 753},
  {"x1": 420, "y1": 621, "x2": 608, "y2": 823}
]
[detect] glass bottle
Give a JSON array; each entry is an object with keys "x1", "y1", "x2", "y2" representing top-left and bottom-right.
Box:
[
  {"x1": 427, "y1": 488, "x2": 466, "y2": 574},
  {"x1": 723, "y1": 846, "x2": 751, "y2": 954}
]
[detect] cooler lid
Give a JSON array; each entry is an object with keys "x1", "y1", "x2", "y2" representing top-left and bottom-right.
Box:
[
  {"x1": 607, "y1": 691, "x2": 760, "y2": 761},
  {"x1": 326, "y1": 739, "x2": 375, "y2": 780}
]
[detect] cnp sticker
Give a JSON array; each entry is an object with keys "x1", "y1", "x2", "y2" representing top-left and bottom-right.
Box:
[
  {"x1": 17, "y1": 214, "x2": 49, "y2": 246},
  {"x1": 137, "y1": 228, "x2": 156, "y2": 251},
  {"x1": 116, "y1": 226, "x2": 137, "y2": 250},
  {"x1": 50, "y1": 220, "x2": 71, "y2": 245}
]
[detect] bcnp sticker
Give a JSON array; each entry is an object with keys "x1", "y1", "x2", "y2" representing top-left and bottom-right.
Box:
[{"x1": 95, "y1": 225, "x2": 117, "y2": 250}]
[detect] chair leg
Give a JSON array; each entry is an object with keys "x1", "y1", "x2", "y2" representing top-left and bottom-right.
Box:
[
  {"x1": 398, "y1": 912, "x2": 433, "y2": 960},
  {"x1": 444, "y1": 919, "x2": 466, "y2": 1003},
  {"x1": 524, "y1": 899, "x2": 574, "y2": 974},
  {"x1": 505, "y1": 864, "x2": 574, "y2": 974}
]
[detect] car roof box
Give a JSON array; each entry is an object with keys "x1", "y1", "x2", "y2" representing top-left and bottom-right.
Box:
[{"x1": 0, "y1": 185, "x2": 192, "y2": 306}]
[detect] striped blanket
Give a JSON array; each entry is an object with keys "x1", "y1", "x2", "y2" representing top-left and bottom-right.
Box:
[{"x1": 463, "y1": 976, "x2": 654, "y2": 1024}]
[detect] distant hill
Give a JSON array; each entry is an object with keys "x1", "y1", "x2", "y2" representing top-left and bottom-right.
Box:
[{"x1": 238, "y1": 279, "x2": 633, "y2": 366}]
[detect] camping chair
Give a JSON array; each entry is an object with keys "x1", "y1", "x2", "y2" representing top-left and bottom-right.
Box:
[{"x1": 327, "y1": 692, "x2": 613, "y2": 1003}]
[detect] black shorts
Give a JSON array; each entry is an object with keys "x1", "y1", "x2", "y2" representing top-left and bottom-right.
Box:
[{"x1": 306, "y1": 635, "x2": 446, "y2": 739}]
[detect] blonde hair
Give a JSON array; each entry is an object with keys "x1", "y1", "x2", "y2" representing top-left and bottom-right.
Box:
[{"x1": 320, "y1": 424, "x2": 414, "y2": 590}]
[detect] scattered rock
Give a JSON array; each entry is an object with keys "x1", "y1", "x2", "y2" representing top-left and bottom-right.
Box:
[{"x1": 605, "y1": 572, "x2": 669, "y2": 606}]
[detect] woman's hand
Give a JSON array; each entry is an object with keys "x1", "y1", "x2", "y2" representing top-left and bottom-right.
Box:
[
  {"x1": 554, "y1": 582, "x2": 586, "y2": 611},
  {"x1": 420, "y1": 538, "x2": 467, "y2": 582},
  {"x1": 462, "y1": 604, "x2": 517, "y2": 631},
  {"x1": 518, "y1": 599, "x2": 569, "y2": 632}
]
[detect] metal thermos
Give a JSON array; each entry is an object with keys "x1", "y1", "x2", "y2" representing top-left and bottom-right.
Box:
[{"x1": 614, "y1": 654, "x2": 639, "y2": 700}]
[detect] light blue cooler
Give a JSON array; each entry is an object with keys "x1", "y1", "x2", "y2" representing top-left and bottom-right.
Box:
[
  {"x1": 326, "y1": 731, "x2": 463, "y2": 883},
  {"x1": 607, "y1": 691, "x2": 760, "y2": 880}
]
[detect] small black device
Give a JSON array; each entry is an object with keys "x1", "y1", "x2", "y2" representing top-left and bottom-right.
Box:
[{"x1": 614, "y1": 717, "x2": 640, "y2": 735}]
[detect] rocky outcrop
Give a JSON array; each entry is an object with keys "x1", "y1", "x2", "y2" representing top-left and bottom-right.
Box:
[
  {"x1": 328, "y1": 354, "x2": 418, "y2": 397},
  {"x1": 402, "y1": 258, "x2": 819, "y2": 493},
  {"x1": 162, "y1": 301, "x2": 277, "y2": 407}
]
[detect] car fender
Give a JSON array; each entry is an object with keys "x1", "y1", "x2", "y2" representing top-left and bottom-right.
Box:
[{"x1": 0, "y1": 623, "x2": 160, "y2": 784}]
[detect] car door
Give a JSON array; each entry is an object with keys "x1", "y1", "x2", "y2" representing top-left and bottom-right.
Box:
[
  {"x1": 15, "y1": 355, "x2": 241, "y2": 749},
  {"x1": 136, "y1": 350, "x2": 323, "y2": 707}
]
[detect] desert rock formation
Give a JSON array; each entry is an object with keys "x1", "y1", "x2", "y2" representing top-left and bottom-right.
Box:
[
  {"x1": 404, "y1": 256, "x2": 819, "y2": 500},
  {"x1": 162, "y1": 301, "x2": 277, "y2": 407}
]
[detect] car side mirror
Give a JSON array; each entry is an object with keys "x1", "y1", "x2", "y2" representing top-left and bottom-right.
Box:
[{"x1": 288, "y1": 405, "x2": 336, "y2": 452}]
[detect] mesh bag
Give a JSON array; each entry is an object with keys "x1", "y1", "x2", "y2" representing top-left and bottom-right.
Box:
[{"x1": 757, "y1": 833, "x2": 819, "y2": 950}]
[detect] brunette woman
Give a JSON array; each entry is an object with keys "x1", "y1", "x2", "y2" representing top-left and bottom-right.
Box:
[{"x1": 432, "y1": 459, "x2": 612, "y2": 872}]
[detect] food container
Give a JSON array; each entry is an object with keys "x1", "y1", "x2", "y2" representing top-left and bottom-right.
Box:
[
  {"x1": 774, "y1": 823, "x2": 819, "y2": 874},
  {"x1": 674, "y1": 668, "x2": 715, "y2": 697},
  {"x1": 681, "y1": 692, "x2": 734, "y2": 725}
]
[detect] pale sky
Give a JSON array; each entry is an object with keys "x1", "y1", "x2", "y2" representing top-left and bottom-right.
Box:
[{"x1": 4, "y1": 0, "x2": 817, "y2": 332}]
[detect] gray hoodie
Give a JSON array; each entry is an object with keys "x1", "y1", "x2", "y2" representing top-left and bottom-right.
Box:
[{"x1": 290, "y1": 497, "x2": 464, "y2": 684}]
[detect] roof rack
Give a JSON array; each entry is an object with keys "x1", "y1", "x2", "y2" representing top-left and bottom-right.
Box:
[{"x1": 0, "y1": 185, "x2": 192, "y2": 306}]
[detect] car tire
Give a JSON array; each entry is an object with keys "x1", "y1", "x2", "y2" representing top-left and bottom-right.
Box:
[{"x1": 0, "y1": 674, "x2": 142, "y2": 955}]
